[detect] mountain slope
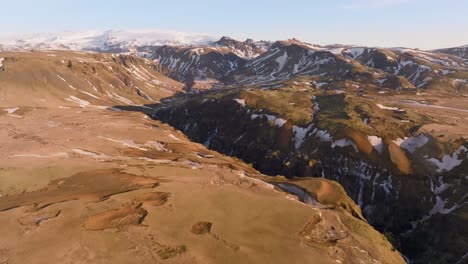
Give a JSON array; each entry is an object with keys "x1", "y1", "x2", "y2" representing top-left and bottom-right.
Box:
[
  {"x1": 152, "y1": 45, "x2": 247, "y2": 88},
  {"x1": 0, "y1": 50, "x2": 184, "y2": 107},
  {"x1": 225, "y1": 41, "x2": 468, "y2": 92},
  {"x1": 227, "y1": 39, "x2": 387, "y2": 86},
  {"x1": 435, "y1": 44, "x2": 468, "y2": 62},
  {"x1": 339, "y1": 46, "x2": 468, "y2": 88}
]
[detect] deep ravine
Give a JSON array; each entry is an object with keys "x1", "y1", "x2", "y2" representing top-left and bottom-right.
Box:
[{"x1": 148, "y1": 95, "x2": 468, "y2": 264}]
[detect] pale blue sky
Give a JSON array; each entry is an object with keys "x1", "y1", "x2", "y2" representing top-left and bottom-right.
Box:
[{"x1": 0, "y1": 0, "x2": 467, "y2": 49}]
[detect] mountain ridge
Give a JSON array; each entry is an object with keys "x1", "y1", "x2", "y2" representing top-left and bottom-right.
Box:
[{"x1": 2, "y1": 29, "x2": 466, "y2": 54}]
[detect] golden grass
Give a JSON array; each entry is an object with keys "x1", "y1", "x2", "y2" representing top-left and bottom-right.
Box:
[{"x1": 240, "y1": 87, "x2": 314, "y2": 126}]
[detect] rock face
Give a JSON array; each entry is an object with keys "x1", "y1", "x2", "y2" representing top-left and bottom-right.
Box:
[{"x1": 154, "y1": 86, "x2": 468, "y2": 264}]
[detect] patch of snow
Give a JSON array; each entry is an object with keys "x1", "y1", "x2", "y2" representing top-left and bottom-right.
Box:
[
  {"x1": 111, "y1": 92, "x2": 135, "y2": 105},
  {"x1": 314, "y1": 129, "x2": 332, "y2": 142},
  {"x1": 453, "y1": 79, "x2": 467, "y2": 85},
  {"x1": 80, "y1": 91, "x2": 99, "y2": 99},
  {"x1": 251, "y1": 113, "x2": 286, "y2": 127},
  {"x1": 400, "y1": 100, "x2": 468, "y2": 114},
  {"x1": 56, "y1": 75, "x2": 77, "y2": 90},
  {"x1": 400, "y1": 135, "x2": 429, "y2": 153},
  {"x1": 99, "y1": 136, "x2": 148, "y2": 151},
  {"x1": 367, "y1": 136, "x2": 384, "y2": 153},
  {"x1": 433, "y1": 180, "x2": 451, "y2": 195},
  {"x1": 233, "y1": 98, "x2": 246, "y2": 107},
  {"x1": 275, "y1": 51, "x2": 289, "y2": 72},
  {"x1": 331, "y1": 138, "x2": 358, "y2": 152},
  {"x1": 293, "y1": 124, "x2": 313, "y2": 149},
  {"x1": 168, "y1": 133, "x2": 181, "y2": 141},
  {"x1": 236, "y1": 171, "x2": 275, "y2": 190},
  {"x1": 263, "y1": 114, "x2": 277, "y2": 121},
  {"x1": 317, "y1": 82, "x2": 328, "y2": 88},
  {"x1": 137, "y1": 157, "x2": 172, "y2": 164},
  {"x1": 12, "y1": 153, "x2": 68, "y2": 158},
  {"x1": 4, "y1": 107, "x2": 19, "y2": 114},
  {"x1": 376, "y1": 103, "x2": 401, "y2": 111},
  {"x1": 328, "y1": 48, "x2": 345, "y2": 55},
  {"x1": 348, "y1": 47, "x2": 366, "y2": 58},
  {"x1": 427, "y1": 145, "x2": 467, "y2": 172},
  {"x1": 393, "y1": 137, "x2": 408, "y2": 147},
  {"x1": 429, "y1": 196, "x2": 457, "y2": 217},
  {"x1": 274, "y1": 118, "x2": 287, "y2": 127},
  {"x1": 144, "y1": 141, "x2": 168, "y2": 151},
  {"x1": 72, "y1": 148, "x2": 109, "y2": 159},
  {"x1": 66, "y1": 96, "x2": 90, "y2": 107}
]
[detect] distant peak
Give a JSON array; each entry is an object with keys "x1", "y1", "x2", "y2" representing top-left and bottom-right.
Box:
[
  {"x1": 276, "y1": 38, "x2": 307, "y2": 45},
  {"x1": 0, "y1": 29, "x2": 218, "y2": 51},
  {"x1": 219, "y1": 36, "x2": 234, "y2": 41},
  {"x1": 216, "y1": 36, "x2": 240, "y2": 44}
]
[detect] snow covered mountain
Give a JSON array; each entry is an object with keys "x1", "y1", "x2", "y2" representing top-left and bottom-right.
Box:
[{"x1": 0, "y1": 29, "x2": 218, "y2": 55}]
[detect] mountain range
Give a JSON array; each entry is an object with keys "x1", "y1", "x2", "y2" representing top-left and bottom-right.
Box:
[{"x1": 1, "y1": 30, "x2": 467, "y2": 264}]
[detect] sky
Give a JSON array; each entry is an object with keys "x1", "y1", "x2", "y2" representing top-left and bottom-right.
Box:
[{"x1": 0, "y1": 0, "x2": 467, "y2": 49}]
